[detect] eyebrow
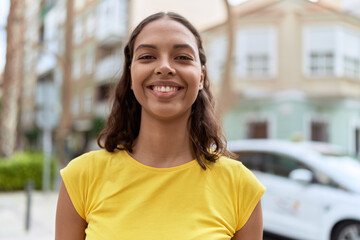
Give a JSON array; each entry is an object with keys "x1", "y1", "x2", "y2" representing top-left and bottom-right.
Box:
[
  {"x1": 135, "y1": 43, "x2": 196, "y2": 54},
  {"x1": 174, "y1": 44, "x2": 196, "y2": 54},
  {"x1": 135, "y1": 44, "x2": 156, "y2": 51}
]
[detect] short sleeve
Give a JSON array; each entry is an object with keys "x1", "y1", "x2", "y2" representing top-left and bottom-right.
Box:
[
  {"x1": 60, "y1": 152, "x2": 92, "y2": 220},
  {"x1": 236, "y1": 163, "x2": 265, "y2": 230}
]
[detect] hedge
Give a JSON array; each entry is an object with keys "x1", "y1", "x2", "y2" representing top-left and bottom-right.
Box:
[{"x1": 0, "y1": 151, "x2": 57, "y2": 191}]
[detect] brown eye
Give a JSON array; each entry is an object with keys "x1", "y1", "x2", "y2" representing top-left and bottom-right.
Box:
[
  {"x1": 139, "y1": 55, "x2": 155, "y2": 60},
  {"x1": 176, "y1": 55, "x2": 193, "y2": 61}
]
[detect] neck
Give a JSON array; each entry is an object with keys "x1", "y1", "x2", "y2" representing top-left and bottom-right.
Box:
[{"x1": 131, "y1": 110, "x2": 194, "y2": 168}]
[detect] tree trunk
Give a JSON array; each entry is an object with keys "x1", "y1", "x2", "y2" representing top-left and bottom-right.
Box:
[
  {"x1": 217, "y1": 0, "x2": 236, "y2": 120},
  {"x1": 55, "y1": 0, "x2": 73, "y2": 167},
  {"x1": 0, "y1": 0, "x2": 25, "y2": 158}
]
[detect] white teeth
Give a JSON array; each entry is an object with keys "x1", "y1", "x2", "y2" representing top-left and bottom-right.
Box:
[{"x1": 153, "y1": 86, "x2": 178, "y2": 93}]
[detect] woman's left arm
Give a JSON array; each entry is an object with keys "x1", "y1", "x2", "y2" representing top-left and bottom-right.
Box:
[{"x1": 231, "y1": 201, "x2": 263, "y2": 240}]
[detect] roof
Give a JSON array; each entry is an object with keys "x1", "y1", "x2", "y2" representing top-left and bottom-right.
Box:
[{"x1": 202, "y1": 0, "x2": 360, "y2": 33}]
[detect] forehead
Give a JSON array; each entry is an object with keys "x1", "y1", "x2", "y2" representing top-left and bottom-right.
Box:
[{"x1": 133, "y1": 18, "x2": 198, "y2": 50}]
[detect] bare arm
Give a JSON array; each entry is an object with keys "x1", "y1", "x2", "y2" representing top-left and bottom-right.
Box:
[
  {"x1": 55, "y1": 180, "x2": 87, "y2": 240},
  {"x1": 231, "y1": 201, "x2": 263, "y2": 240}
]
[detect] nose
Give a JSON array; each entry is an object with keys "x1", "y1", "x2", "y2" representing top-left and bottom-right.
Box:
[{"x1": 155, "y1": 58, "x2": 176, "y2": 76}]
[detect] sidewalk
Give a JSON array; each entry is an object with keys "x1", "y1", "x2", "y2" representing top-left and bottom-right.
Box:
[{"x1": 0, "y1": 191, "x2": 58, "y2": 240}]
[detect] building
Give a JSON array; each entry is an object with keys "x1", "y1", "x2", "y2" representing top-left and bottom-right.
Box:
[
  {"x1": 69, "y1": 0, "x2": 128, "y2": 155},
  {"x1": 202, "y1": 0, "x2": 360, "y2": 156},
  {"x1": 16, "y1": 0, "x2": 129, "y2": 156}
]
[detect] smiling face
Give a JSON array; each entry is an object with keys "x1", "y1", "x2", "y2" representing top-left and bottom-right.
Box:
[{"x1": 130, "y1": 18, "x2": 204, "y2": 121}]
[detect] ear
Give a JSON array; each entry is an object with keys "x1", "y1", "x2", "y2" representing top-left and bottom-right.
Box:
[
  {"x1": 199, "y1": 65, "x2": 205, "y2": 90},
  {"x1": 129, "y1": 66, "x2": 133, "y2": 90}
]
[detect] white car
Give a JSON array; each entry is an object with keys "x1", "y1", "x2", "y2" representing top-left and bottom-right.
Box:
[{"x1": 228, "y1": 139, "x2": 360, "y2": 240}]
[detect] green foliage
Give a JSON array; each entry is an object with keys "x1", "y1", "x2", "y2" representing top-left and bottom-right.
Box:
[
  {"x1": 0, "y1": 151, "x2": 57, "y2": 191},
  {"x1": 89, "y1": 116, "x2": 106, "y2": 138},
  {"x1": 23, "y1": 126, "x2": 41, "y2": 149}
]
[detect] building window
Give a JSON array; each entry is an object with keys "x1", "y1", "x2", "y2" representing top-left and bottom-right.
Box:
[
  {"x1": 72, "y1": 95, "x2": 80, "y2": 116},
  {"x1": 309, "y1": 52, "x2": 334, "y2": 76},
  {"x1": 247, "y1": 54, "x2": 269, "y2": 77},
  {"x1": 311, "y1": 120, "x2": 329, "y2": 142},
  {"x1": 86, "y1": 10, "x2": 96, "y2": 38},
  {"x1": 72, "y1": 60, "x2": 81, "y2": 80},
  {"x1": 73, "y1": 19, "x2": 83, "y2": 45},
  {"x1": 246, "y1": 120, "x2": 268, "y2": 139},
  {"x1": 355, "y1": 128, "x2": 360, "y2": 157},
  {"x1": 85, "y1": 50, "x2": 94, "y2": 75},
  {"x1": 83, "y1": 90, "x2": 93, "y2": 114},
  {"x1": 97, "y1": 83, "x2": 112, "y2": 102},
  {"x1": 344, "y1": 56, "x2": 360, "y2": 79},
  {"x1": 235, "y1": 26, "x2": 277, "y2": 78}
]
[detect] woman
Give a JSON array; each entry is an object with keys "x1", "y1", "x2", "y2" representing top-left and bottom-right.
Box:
[{"x1": 56, "y1": 12, "x2": 265, "y2": 240}]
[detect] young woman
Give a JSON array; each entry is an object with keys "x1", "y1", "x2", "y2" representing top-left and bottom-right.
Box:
[{"x1": 55, "y1": 12, "x2": 265, "y2": 240}]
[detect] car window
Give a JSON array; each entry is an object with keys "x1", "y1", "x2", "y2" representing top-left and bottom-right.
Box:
[
  {"x1": 263, "y1": 153, "x2": 307, "y2": 178},
  {"x1": 235, "y1": 151, "x2": 264, "y2": 171}
]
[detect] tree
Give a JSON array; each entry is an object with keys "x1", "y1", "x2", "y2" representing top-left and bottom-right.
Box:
[
  {"x1": 216, "y1": 0, "x2": 236, "y2": 120},
  {"x1": 55, "y1": 0, "x2": 73, "y2": 167},
  {"x1": 0, "y1": 0, "x2": 25, "y2": 158}
]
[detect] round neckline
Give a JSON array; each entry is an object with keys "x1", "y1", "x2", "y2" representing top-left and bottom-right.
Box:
[{"x1": 122, "y1": 150, "x2": 198, "y2": 172}]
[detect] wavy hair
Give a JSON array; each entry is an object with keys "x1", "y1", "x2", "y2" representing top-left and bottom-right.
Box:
[{"x1": 98, "y1": 12, "x2": 233, "y2": 169}]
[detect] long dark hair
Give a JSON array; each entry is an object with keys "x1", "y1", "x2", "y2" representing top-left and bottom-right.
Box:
[{"x1": 98, "y1": 12, "x2": 233, "y2": 169}]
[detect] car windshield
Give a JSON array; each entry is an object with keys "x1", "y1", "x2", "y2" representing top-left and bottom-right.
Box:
[{"x1": 320, "y1": 154, "x2": 360, "y2": 193}]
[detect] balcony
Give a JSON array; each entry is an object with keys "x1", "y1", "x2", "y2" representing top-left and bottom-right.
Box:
[
  {"x1": 96, "y1": 0, "x2": 127, "y2": 47},
  {"x1": 97, "y1": 27, "x2": 125, "y2": 47},
  {"x1": 36, "y1": 52, "x2": 56, "y2": 76},
  {"x1": 95, "y1": 55, "x2": 123, "y2": 82}
]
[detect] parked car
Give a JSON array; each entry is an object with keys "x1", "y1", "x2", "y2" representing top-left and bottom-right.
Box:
[{"x1": 228, "y1": 139, "x2": 360, "y2": 240}]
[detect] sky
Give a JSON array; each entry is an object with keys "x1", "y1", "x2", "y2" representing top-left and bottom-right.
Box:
[{"x1": 0, "y1": 0, "x2": 10, "y2": 74}]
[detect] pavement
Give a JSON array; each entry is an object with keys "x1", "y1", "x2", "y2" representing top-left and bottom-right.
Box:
[
  {"x1": 0, "y1": 191, "x2": 282, "y2": 240},
  {"x1": 0, "y1": 191, "x2": 58, "y2": 240}
]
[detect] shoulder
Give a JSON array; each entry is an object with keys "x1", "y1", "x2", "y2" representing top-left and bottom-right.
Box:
[
  {"x1": 62, "y1": 149, "x2": 124, "y2": 173},
  {"x1": 211, "y1": 156, "x2": 265, "y2": 190},
  {"x1": 210, "y1": 155, "x2": 245, "y2": 174}
]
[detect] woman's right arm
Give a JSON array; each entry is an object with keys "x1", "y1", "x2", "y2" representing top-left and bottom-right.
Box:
[{"x1": 55, "y1": 180, "x2": 87, "y2": 240}]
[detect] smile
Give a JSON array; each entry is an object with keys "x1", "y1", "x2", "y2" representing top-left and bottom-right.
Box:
[{"x1": 151, "y1": 86, "x2": 181, "y2": 93}]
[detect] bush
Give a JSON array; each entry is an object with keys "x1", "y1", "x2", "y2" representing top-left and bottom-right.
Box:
[{"x1": 0, "y1": 151, "x2": 57, "y2": 191}]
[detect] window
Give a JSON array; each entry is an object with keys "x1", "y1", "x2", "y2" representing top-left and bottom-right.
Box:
[
  {"x1": 311, "y1": 120, "x2": 329, "y2": 142},
  {"x1": 72, "y1": 59, "x2": 81, "y2": 80},
  {"x1": 355, "y1": 128, "x2": 360, "y2": 157},
  {"x1": 206, "y1": 36, "x2": 227, "y2": 83},
  {"x1": 73, "y1": 19, "x2": 84, "y2": 44},
  {"x1": 310, "y1": 52, "x2": 334, "y2": 76},
  {"x1": 72, "y1": 95, "x2": 80, "y2": 116},
  {"x1": 263, "y1": 153, "x2": 306, "y2": 178},
  {"x1": 235, "y1": 26, "x2": 277, "y2": 78},
  {"x1": 86, "y1": 10, "x2": 96, "y2": 38},
  {"x1": 247, "y1": 54, "x2": 269, "y2": 77},
  {"x1": 83, "y1": 90, "x2": 93, "y2": 114},
  {"x1": 246, "y1": 120, "x2": 268, "y2": 139},
  {"x1": 97, "y1": 83, "x2": 112, "y2": 102},
  {"x1": 85, "y1": 50, "x2": 94, "y2": 75},
  {"x1": 235, "y1": 151, "x2": 264, "y2": 171},
  {"x1": 344, "y1": 56, "x2": 360, "y2": 79}
]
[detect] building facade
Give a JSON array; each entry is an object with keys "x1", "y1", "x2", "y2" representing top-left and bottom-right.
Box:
[
  {"x1": 17, "y1": 0, "x2": 128, "y2": 156},
  {"x1": 202, "y1": 0, "x2": 360, "y2": 157}
]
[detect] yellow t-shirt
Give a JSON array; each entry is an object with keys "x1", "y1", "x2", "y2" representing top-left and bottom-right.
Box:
[{"x1": 61, "y1": 149, "x2": 265, "y2": 240}]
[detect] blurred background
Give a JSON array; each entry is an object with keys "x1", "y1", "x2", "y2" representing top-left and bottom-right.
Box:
[{"x1": 1, "y1": 0, "x2": 360, "y2": 239}]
